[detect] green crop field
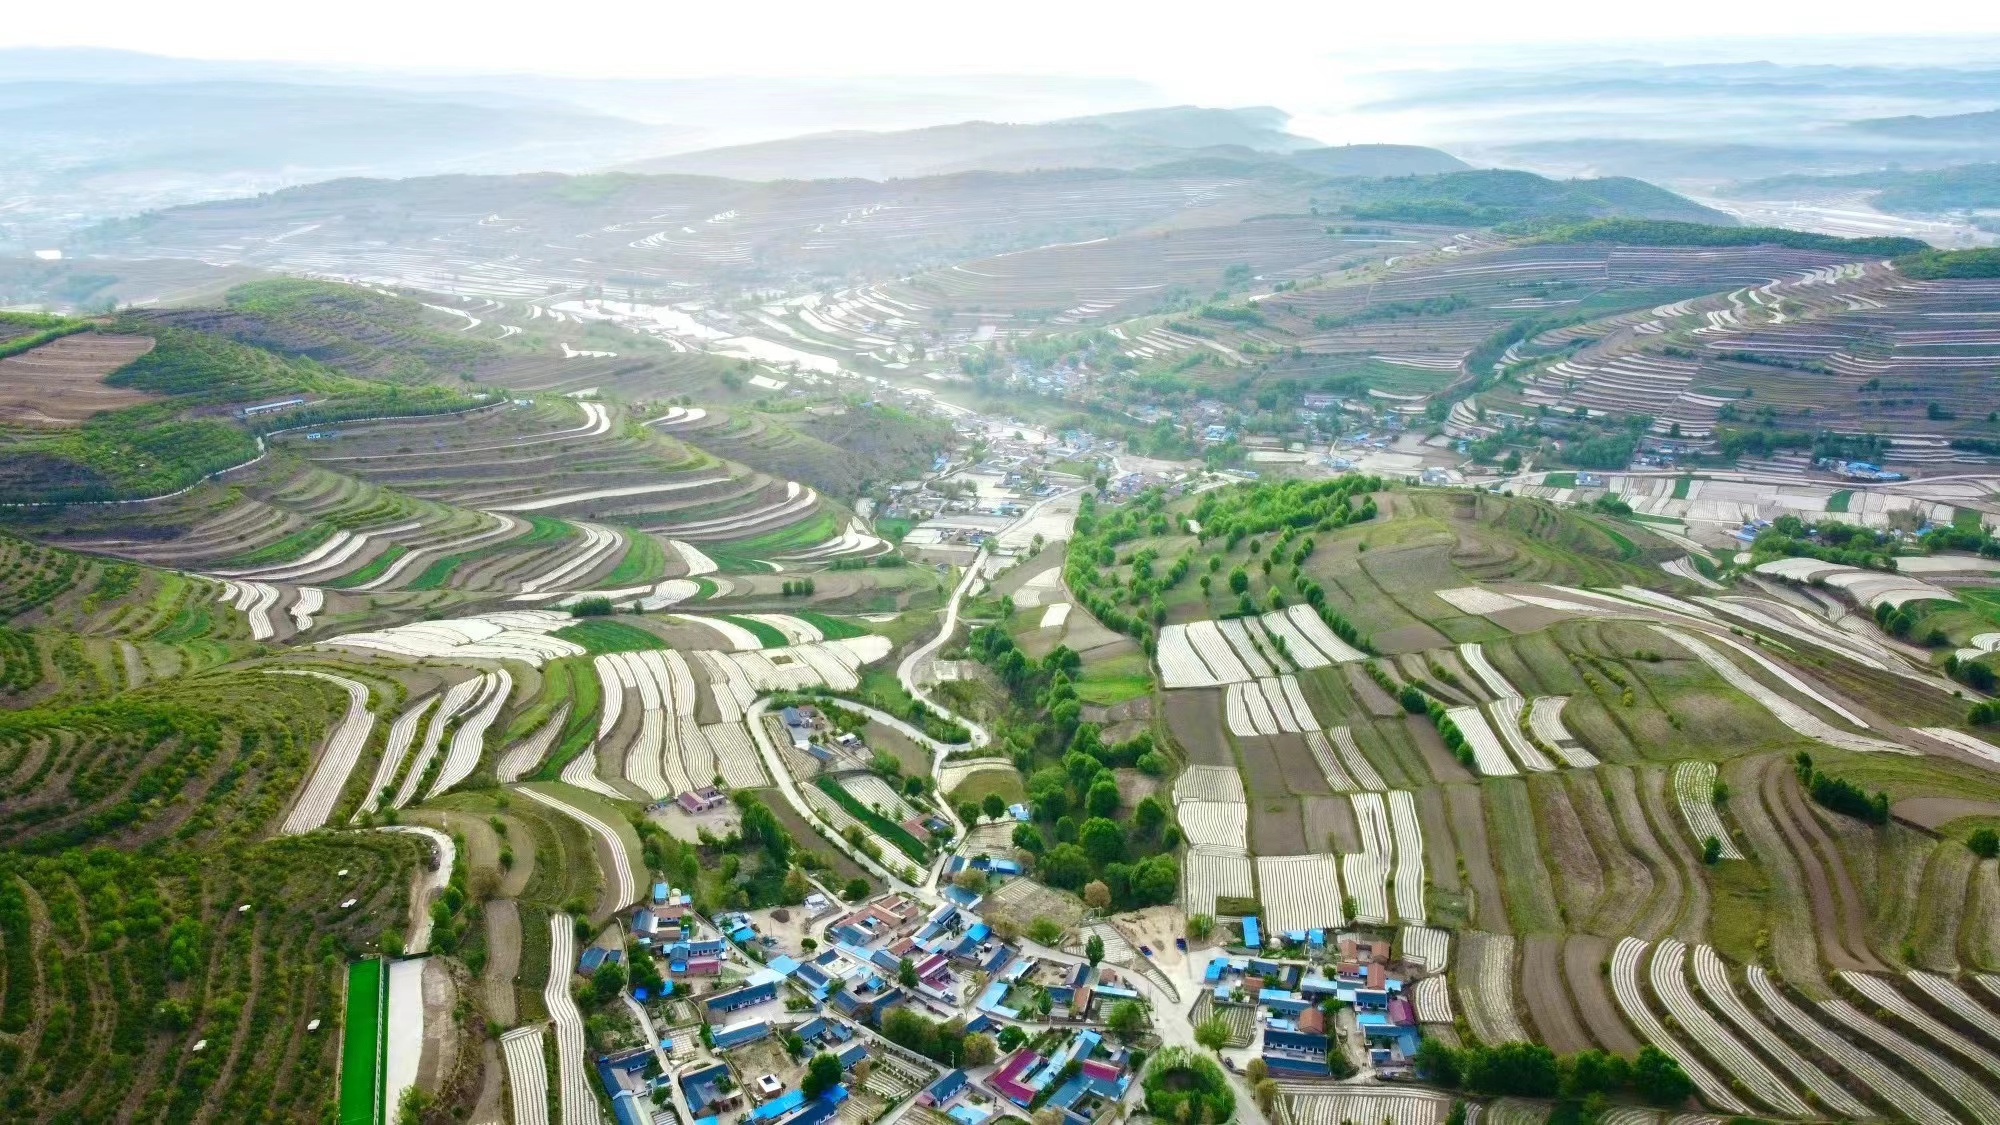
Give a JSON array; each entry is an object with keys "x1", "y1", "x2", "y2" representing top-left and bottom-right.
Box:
[
  {"x1": 340, "y1": 959, "x2": 386, "y2": 1125},
  {"x1": 553, "y1": 617, "x2": 669, "y2": 653}
]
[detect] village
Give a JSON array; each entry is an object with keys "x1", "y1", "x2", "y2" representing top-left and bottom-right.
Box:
[{"x1": 569, "y1": 696, "x2": 1444, "y2": 1125}]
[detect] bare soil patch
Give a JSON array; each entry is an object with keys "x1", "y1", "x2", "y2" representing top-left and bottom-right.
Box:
[
  {"x1": 0, "y1": 333, "x2": 157, "y2": 425},
  {"x1": 1374, "y1": 623, "x2": 1451, "y2": 654},
  {"x1": 1250, "y1": 797, "x2": 1308, "y2": 855},
  {"x1": 1405, "y1": 714, "x2": 1472, "y2": 784},
  {"x1": 1893, "y1": 797, "x2": 2000, "y2": 830},
  {"x1": 1415, "y1": 786, "x2": 1461, "y2": 893},
  {"x1": 1343, "y1": 663, "x2": 1399, "y2": 718},
  {"x1": 1163, "y1": 690, "x2": 1231, "y2": 766},
  {"x1": 1490, "y1": 605, "x2": 1571, "y2": 634},
  {"x1": 1303, "y1": 796, "x2": 1360, "y2": 854},
  {"x1": 1727, "y1": 756, "x2": 1830, "y2": 983},
  {"x1": 1563, "y1": 934, "x2": 1642, "y2": 1056},
  {"x1": 1447, "y1": 783, "x2": 1507, "y2": 933},
  {"x1": 1521, "y1": 934, "x2": 1594, "y2": 1055},
  {"x1": 1267, "y1": 733, "x2": 1331, "y2": 797},
  {"x1": 1237, "y1": 736, "x2": 1289, "y2": 799},
  {"x1": 756, "y1": 787, "x2": 873, "y2": 887},
  {"x1": 865, "y1": 720, "x2": 929, "y2": 775},
  {"x1": 483, "y1": 899, "x2": 521, "y2": 1025},
  {"x1": 1528, "y1": 773, "x2": 1604, "y2": 929}
]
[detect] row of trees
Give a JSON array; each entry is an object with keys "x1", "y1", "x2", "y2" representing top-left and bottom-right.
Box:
[
  {"x1": 1794, "y1": 752, "x2": 1889, "y2": 825},
  {"x1": 1416, "y1": 1039, "x2": 1695, "y2": 1106}
]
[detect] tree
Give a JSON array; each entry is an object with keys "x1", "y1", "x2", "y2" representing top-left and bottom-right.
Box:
[
  {"x1": 1255, "y1": 1078, "x2": 1279, "y2": 1114},
  {"x1": 1086, "y1": 779, "x2": 1121, "y2": 818},
  {"x1": 803, "y1": 1052, "x2": 845, "y2": 1099},
  {"x1": 1083, "y1": 880, "x2": 1111, "y2": 909},
  {"x1": 1038, "y1": 843, "x2": 1090, "y2": 889},
  {"x1": 1970, "y1": 828, "x2": 1999, "y2": 859},
  {"x1": 589, "y1": 961, "x2": 627, "y2": 1006},
  {"x1": 962, "y1": 1032, "x2": 997, "y2": 1067},
  {"x1": 1245, "y1": 1058, "x2": 1268, "y2": 1084},
  {"x1": 954, "y1": 869, "x2": 990, "y2": 894},
  {"x1": 1186, "y1": 913, "x2": 1215, "y2": 942},
  {"x1": 1701, "y1": 836, "x2": 1723, "y2": 865},
  {"x1": 1562, "y1": 1049, "x2": 1631, "y2": 1098},
  {"x1": 957, "y1": 801, "x2": 980, "y2": 826},
  {"x1": 627, "y1": 945, "x2": 665, "y2": 995},
  {"x1": 396, "y1": 1087, "x2": 435, "y2": 1125},
  {"x1": 1086, "y1": 934, "x2": 1106, "y2": 965},
  {"x1": 899, "y1": 957, "x2": 919, "y2": 988},
  {"x1": 1012, "y1": 823, "x2": 1046, "y2": 854},
  {"x1": 1415, "y1": 1037, "x2": 1460, "y2": 1084},
  {"x1": 1107, "y1": 999, "x2": 1147, "y2": 1039},
  {"x1": 1143, "y1": 1047, "x2": 1235, "y2": 1125},
  {"x1": 997, "y1": 1025, "x2": 1028, "y2": 1052},
  {"x1": 782, "y1": 867, "x2": 812, "y2": 904},
  {"x1": 843, "y1": 877, "x2": 870, "y2": 901},
  {"x1": 1228, "y1": 566, "x2": 1250, "y2": 595},
  {"x1": 1028, "y1": 916, "x2": 1066, "y2": 946},
  {"x1": 1080, "y1": 817, "x2": 1125, "y2": 864},
  {"x1": 1134, "y1": 796, "x2": 1167, "y2": 835},
  {"x1": 1632, "y1": 1046, "x2": 1695, "y2": 1105},
  {"x1": 982, "y1": 793, "x2": 1008, "y2": 821},
  {"x1": 1194, "y1": 1016, "x2": 1232, "y2": 1051}
]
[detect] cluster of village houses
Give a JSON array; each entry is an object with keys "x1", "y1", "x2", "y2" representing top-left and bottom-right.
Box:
[{"x1": 585, "y1": 874, "x2": 1436, "y2": 1125}]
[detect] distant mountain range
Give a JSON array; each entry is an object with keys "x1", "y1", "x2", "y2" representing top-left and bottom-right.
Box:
[
  {"x1": 1724, "y1": 161, "x2": 2000, "y2": 213},
  {"x1": 618, "y1": 105, "x2": 1468, "y2": 181},
  {"x1": 1845, "y1": 107, "x2": 2000, "y2": 142}
]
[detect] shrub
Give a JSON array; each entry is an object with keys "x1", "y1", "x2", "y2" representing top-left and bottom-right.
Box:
[{"x1": 1143, "y1": 1047, "x2": 1236, "y2": 1124}]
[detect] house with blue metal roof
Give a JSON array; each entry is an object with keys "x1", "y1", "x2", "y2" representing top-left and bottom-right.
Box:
[
  {"x1": 1242, "y1": 916, "x2": 1262, "y2": 948},
  {"x1": 707, "y1": 977, "x2": 779, "y2": 1014},
  {"x1": 682, "y1": 1063, "x2": 737, "y2": 1114},
  {"x1": 920, "y1": 1070, "x2": 969, "y2": 1107},
  {"x1": 713, "y1": 1018, "x2": 772, "y2": 1050},
  {"x1": 750, "y1": 1090, "x2": 806, "y2": 1122}
]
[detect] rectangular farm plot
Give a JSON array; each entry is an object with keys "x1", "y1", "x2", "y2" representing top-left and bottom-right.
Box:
[
  {"x1": 1250, "y1": 797, "x2": 1308, "y2": 855},
  {"x1": 340, "y1": 958, "x2": 387, "y2": 1125},
  {"x1": 1257, "y1": 854, "x2": 1345, "y2": 931},
  {"x1": 1163, "y1": 690, "x2": 1232, "y2": 766},
  {"x1": 1177, "y1": 801, "x2": 1250, "y2": 849},
  {"x1": 1184, "y1": 846, "x2": 1255, "y2": 918},
  {"x1": 1174, "y1": 764, "x2": 1246, "y2": 803}
]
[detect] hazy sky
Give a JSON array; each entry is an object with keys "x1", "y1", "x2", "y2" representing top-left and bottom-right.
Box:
[{"x1": 10, "y1": 0, "x2": 2000, "y2": 91}]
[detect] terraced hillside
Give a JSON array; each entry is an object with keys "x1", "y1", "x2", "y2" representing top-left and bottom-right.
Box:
[
  {"x1": 945, "y1": 474, "x2": 2000, "y2": 1124},
  {"x1": 0, "y1": 473, "x2": 941, "y2": 1122}
]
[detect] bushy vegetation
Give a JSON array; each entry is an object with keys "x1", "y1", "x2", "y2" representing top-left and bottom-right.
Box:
[
  {"x1": 1894, "y1": 247, "x2": 2000, "y2": 280},
  {"x1": 1524, "y1": 218, "x2": 1927, "y2": 257},
  {"x1": 1063, "y1": 489, "x2": 1188, "y2": 645},
  {"x1": 1751, "y1": 514, "x2": 1897, "y2": 570},
  {"x1": 1794, "y1": 752, "x2": 1889, "y2": 824},
  {"x1": 633, "y1": 791, "x2": 827, "y2": 912},
  {"x1": 1142, "y1": 1047, "x2": 1235, "y2": 1124},
  {"x1": 0, "y1": 312, "x2": 89, "y2": 360},
  {"x1": 1417, "y1": 1038, "x2": 1695, "y2": 1106},
  {"x1": 878, "y1": 1006, "x2": 995, "y2": 1067},
  {"x1": 0, "y1": 323, "x2": 474, "y2": 501}
]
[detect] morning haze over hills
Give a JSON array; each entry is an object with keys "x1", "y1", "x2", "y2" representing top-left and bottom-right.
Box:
[{"x1": 8, "y1": 22, "x2": 2000, "y2": 1125}]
